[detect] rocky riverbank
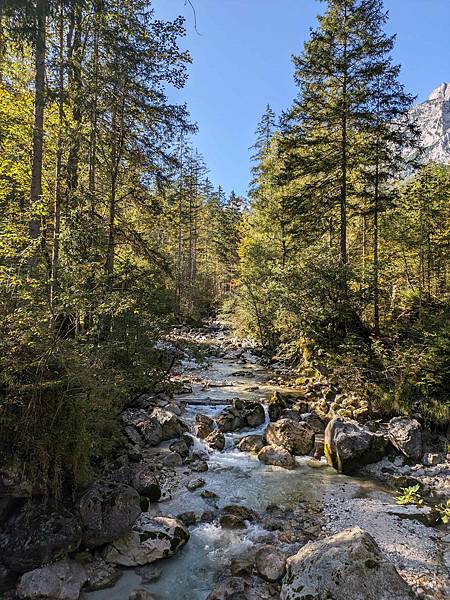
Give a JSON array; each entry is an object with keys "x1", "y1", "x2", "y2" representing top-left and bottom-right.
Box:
[{"x1": 0, "y1": 321, "x2": 449, "y2": 600}]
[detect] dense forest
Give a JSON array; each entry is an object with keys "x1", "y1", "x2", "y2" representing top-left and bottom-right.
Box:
[
  {"x1": 0, "y1": 0, "x2": 449, "y2": 499},
  {"x1": 0, "y1": 0, "x2": 242, "y2": 490}
]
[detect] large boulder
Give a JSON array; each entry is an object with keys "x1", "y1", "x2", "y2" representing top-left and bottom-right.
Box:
[
  {"x1": 281, "y1": 527, "x2": 415, "y2": 600},
  {"x1": 255, "y1": 545, "x2": 286, "y2": 582},
  {"x1": 236, "y1": 435, "x2": 265, "y2": 454},
  {"x1": 265, "y1": 419, "x2": 315, "y2": 456},
  {"x1": 388, "y1": 417, "x2": 422, "y2": 461},
  {"x1": 121, "y1": 409, "x2": 163, "y2": 447},
  {"x1": 204, "y1": 430, "x2": 226, "y2": 451},
  {"x1": 152, "y1": 408, "x2": 188, "y2": 440},
  {"x1": 108, "y1": 462, "x2": 161, "y2": 501},
  {"x1": 0, "y1": 503, "x2": 81, "y2": 573},
  {"x1": 243, "y1": 401, "x2": 265, "y2": 427},
  {"x1": 16, "y1": 560, "x2": 87, "y2": 600},
  {"x1": 78, "y1": 481, "x2": 141, "y2": 548},
  {"x1": 103, "y1": 515, "x2": 189, "y2": 566},
  {"x1": 193, "y1": 414, "x2": 215, "y2": 439},
  {"x1": 258, "y1": 445, "x2": 296, "y2": 470},
  {"x1": 216, "y1": 407, "x2": 245, "y2": 433},
  {"x1": 324, "y1": 417, "x2": 387, "y2": 474},
  {"x1": 299, "y1": 412, "x2": 326, "y2": 434}
]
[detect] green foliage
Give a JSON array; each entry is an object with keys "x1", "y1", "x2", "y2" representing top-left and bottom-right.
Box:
[
  {"x1": 395, "y1": 484, "x2": 423, "y2": 506},
  {"x1": 435, "y1": 499, "x2": 450, "y2": 525}
]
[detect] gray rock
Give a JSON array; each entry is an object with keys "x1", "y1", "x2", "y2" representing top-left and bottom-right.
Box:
[
  {"x1": 103, "y1": 515, "x2": 189, "y2": 566},
  {"x1": 193, "y1": 414, "x2": 215, "y2": 439},
  {"x1": 83, "y1": 556, "x2": 121, "y2": 591},
  {"x1": 186, "y1": 478, "x2": 205, "y2": 491},
  {"x1": 243, "y1": 401, "x2": 265, "y2": 427},
  {"x1": 206, "y1": 576, "x2": 262, "y2": 600},
  {"x1": 258, "y1": 445, "x2": 296, "y2": 470},
  {"x1": 265, "y1": 419, "x2": 315, "y2": 456},
  {"x1": 121, "y1": 409, "x2": 163, "y2": 447},
  {"x1": 324, "y1": 416, "x2": 387, "y2": 474},
  {"x1": 216, "y1": 407, "x2": 245, "y2": 432},
  {"x1": 204, "y1": 430, "x2": 226, "y2": 451},
  {"x1": 162, "y1": 451, "x2": 183, "y2": 467},
  {"x1": 17, "y1": 560, "x2": 87, "y2": 600},
  {"x1": 121, "y1": 408, "x2": 163, "y2": 446},
  {"x1": 129, "y1": 590, "x2": 156, "y2": 600},
  {"x1": 236, "y1": 435, "x2": 265, "y2": 454},
  {"x1": 0, "y1": 503, "x2": 81, "y2": 573},
  {"x1": 152, "y1": 407, "x2": 188, "y2": 440},
  {"x1": 255, "y1": 545, "x2": 286, "y2": 582},
  {"x1": 388, "y1": 417, "x2": 423, "y2": 460},
  {"x1": 281, "y1": 527, "x2": 415, "y2": 600},
  {"x1": 78, "y1": 481, "x2": 141, "y2": 548},
  {"x1": 108, "y1": 463, "x2": 161, "y2": 501},
  {"x1": 299, "y1": 412, "x2": 326, "y2": 434},
  {"x1": 169, "y1": 438, "x2": 190, "y2": 458}
]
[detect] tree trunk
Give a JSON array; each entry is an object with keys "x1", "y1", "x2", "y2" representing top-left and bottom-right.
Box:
[
  {"x1": 50, "y1": 3, "x2": 64, "y2": 316},
  {"x1": 29, "y1": 0, "x2": 47, "y2": 272}
]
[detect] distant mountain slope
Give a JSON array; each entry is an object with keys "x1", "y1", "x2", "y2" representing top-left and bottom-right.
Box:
[{"x1": 411, "y1": 83, "x2": 450, "y2": 164}]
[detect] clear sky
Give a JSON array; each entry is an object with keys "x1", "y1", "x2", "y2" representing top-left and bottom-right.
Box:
[{"x1": 152, "y1": 0, "x2": 450, "y2": 197}]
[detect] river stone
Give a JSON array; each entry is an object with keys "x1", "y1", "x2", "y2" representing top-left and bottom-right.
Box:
[
  {"x1": 388, "y1": 417, "x2": 423, "y2": 460},
  {"x1": 121, "y1": 409, "x2": 163, "y2": 447},
  {"x1": 243, "y1": 401, "x2": 266, "y2": 427},
  {"x1": 103, "y1": 515, "x2": 189, "y2": 567},
  {"x1": 129, "y1": 590, "x2": 156, "y2": 600},
  {"x1": 0, "y1": 502, "x2": 82, "y2": 573},
  {"x1": 82, "y1": 555, "x2": 122, "y2": 591},
  {"x1": 152, "y1": 407, "x2": 188, "y2": 440},
  {"x1": 186, "y1": 478, "x2": 205, "y2": 491},
  {"x1": 255, "y1": 545, "x2": 286, "y2": 582},
  {"x1": 223, "y1": 505, "x2": 258, "y2": 522},
  {"x1": 299, "y1": 412, "x2": 326, "y2": 434},
  {"x1": 78, "y1": 481, "x2": 141, "y2": 548},
  {"x1": 236, "y1": 434, "x2": 265, "y2": 454},
  {"x1": 131, "y1": 467, "x2": 161, "y2": 501},
  {"x1": 16, "y1": 559, "x2": 87, "y2": 600},
  {"x1": 216, "y1": 407, "x2": 245, "y2": 432},
  {"x1": 324, "y1": 416, "x2": 387, "y2": 474},
  {"x1": 281, "y1": 527, "x2": 415, "y2": 600},
  {"x1": 206, "y1": 576, "x2": 262, "y2": 600},
  {"x1": 265, "y1": 419, "x2": 315, "y2": 455},
  {"x1": 205, "y1": 430, "x2": 226, "y2": 451},
  {"x1": 258, "y1": 445, "x2": 296, "y2": 469},
  {"x1": 169, "y1": 438, "x2": 190, "y2": 458},
  {"x1": 162, "y1": 451, "x2": 183, "y2": 467},
  {"x1": 194, "y1": 414, "x2": 215, "y2": 439},
  {"x1": 108, "y1": 463, "x2": 161, "y2": 501}
]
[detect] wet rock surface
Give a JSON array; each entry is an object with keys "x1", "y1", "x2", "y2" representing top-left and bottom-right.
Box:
[
  {"x1": 0, "y1": 502, "x2": 82, "y2": 573},
  {"x1": 281, "y1": 527, "x2": 416, "y2": 600},
  {"x1": 103, "y1": 515, "x2": 189, "y2": 567},
  {"x1": 17, "y1": 559, "x2": 88, "y2": 600},
  {"x1": 324, "y1": 416, "x2": 387, "y2": 474},
  {"x1": 78, "y1": 481, "x2": 141, "y2": 548},
  {"x1": 3, "y1": 321, "x2": 448, "y2": 600}
]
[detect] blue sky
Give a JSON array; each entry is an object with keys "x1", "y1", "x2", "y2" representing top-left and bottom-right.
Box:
[{"x1": 152, "y1": 0, "x2": 450, "y2": 197}]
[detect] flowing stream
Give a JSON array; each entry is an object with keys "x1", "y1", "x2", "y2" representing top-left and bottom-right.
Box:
[{"x1": 84, "y1": 332, "x2": 377, "y2": 600}]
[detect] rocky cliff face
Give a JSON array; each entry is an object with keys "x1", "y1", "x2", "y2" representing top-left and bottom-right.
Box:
[{"x1": 411, "y1": 82, "x2": 450, "y2": 164}]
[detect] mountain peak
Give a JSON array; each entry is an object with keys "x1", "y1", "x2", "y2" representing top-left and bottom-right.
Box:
[{"x1": 428, "y1": 82, "x2": 450, "y2": 102}]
